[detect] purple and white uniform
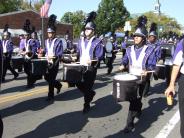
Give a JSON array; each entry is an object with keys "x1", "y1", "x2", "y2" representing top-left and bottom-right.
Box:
[
  {"x1": 173, "y1": 39, "x2": 184, "y2": 74},
  {"x1": 121, "y1": 45, "x2": 157, "y2": 76},
  {"x1": 77, "y1": 36, "x2": 104, "y2": 66}
]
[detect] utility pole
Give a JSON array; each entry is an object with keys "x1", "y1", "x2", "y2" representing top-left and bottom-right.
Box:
[{"x1": 154, "y1": 0, "x2": 161, "y2": 39}]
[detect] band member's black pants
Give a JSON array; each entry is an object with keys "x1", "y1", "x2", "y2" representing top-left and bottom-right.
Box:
[
  {"x1": 44, "y1": 62, "x2": 61, "y2": 98},
  {"x1": 142, "y1": 73, "x2": 151, "y2": 97},
  {"x1": 165, "y1": 65, "x2": 172, "y2": 87},
  {"x1": 129, "y1": 82, "x2": 146, "y2": 112},
  {"x1": 126, "y1": 79, "x2": 146, "y2": 126},
  {"x1": 76, "y1": 66, "x2": 97, "y2": 105},
  {"x1": 178, "y1": 74, "x2": 184, "y2": 138},
  {"x1": 106, "y1": 54, "x2": 116, "y2": 74},
  {"x1": 0, "y1": 115, "x2": 3, "y2": 138},
  {"x1": 24, "y1": 60, "x2": 37, "y2": 87},
  {"x1": 2, "y1": 57, "x2": 18, "y2": 80}
]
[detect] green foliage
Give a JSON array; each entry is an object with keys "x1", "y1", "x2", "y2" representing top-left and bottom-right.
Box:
[
  {"x1": 129, "y1": 12, "x2": 182, "y2": 37},
  {"x1": 0, "y1": 0, "x2": 21, "y2": 14},
  {"x1": 95, "y1": 0, "x2": 130, "y2": 35},
  {"x1": 0, "y1": 0, "x2": 42, "y2": 14},
  {"x1": 20, "y1": 0, "x2": 42, "y2": 12},
  {"x1": 61, "y1": 10, "x2": 85, "y2": 38}
]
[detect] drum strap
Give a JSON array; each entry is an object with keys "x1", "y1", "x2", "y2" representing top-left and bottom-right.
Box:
[
  {"x1": 2, "y1": 40, "x2": 8, "y2": 53},
  {"x1": 130, "y1": 45, "x2": 147, "y2": 75},
  {"x1": 80, "y1": 36, "x2": 95, "y2": 65},
  {"x1": 25, "y1": 39, "x2": 31, "y2": 52},
  {"x1": 47, "y1": 38, "x2": 57, "y2": 57}
]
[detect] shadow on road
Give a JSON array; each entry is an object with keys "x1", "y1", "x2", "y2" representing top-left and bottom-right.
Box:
[
  {"x1": 105, "y1": 78, "x2": 178, "y2": 138},
  {"x1": 15, "y1": 95, "x2": 122, "y2": 138},
  {"x1": 15, "y1": 111, "x2": 89, "y2": 138}
]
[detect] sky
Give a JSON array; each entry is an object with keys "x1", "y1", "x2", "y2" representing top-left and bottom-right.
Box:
[{"x1": 49, "y1": 0, "x2": 184, "y2": 27}]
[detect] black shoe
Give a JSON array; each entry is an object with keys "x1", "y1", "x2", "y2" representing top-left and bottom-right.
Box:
[
  {"x1": 26, "y1": 84, "x2": 34, "y2": 89},
  {"x1": 136, "y1": 111, "x2": 142, "y2": 119},
  {"x1": 56, "y1": 84, "x2": 62, "y2": 94},
  {"x1": 14, "y1": 73, "x2": 19, "y2": 79},
  {"x1": 1, "y1": 78, "x2": 5, "y2": 83},
  {"x1": 18, "y1": 68, "x2": 22, "y2": 72},
  {"x1": 153, "y1": 74, "x2": 158, "y2": 80},
  {"x1": 107, "y1": 68, "x2": 112, "y2": 74},
  {"x1": 46, "y1": 96, "x2": 54, "y2": 101},
  {"x1": 89, "y1": 91, "x2": 96, "y2": 103},
  {"x1": 123, "y1": 123, "x2": 135, "y2": 133},
  {"x1": 83, "y1": 104, "x2": 90, "y2": 114}
]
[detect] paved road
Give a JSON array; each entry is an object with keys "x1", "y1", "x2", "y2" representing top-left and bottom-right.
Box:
[{"x1": 0, "y1": 54, "x2": 181, "y2": 138}]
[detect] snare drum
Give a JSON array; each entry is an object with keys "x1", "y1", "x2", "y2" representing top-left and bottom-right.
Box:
[
  {"x1": 62, "y1": 54, "x2": 73, "y2": 63},
  {"x1": 155, "y1": 64, "x2": 166, "y2": 79},
  {"x1": 11, "y1": 56, "x2": 24, "y2": 69},
  {"x1": 63, "y1": 63, "x2": 84, "y2": 83},
  {"x1": 31, "y1": 59, "x2": 48, "y2": 76},
  {"x1": 112, "y1": 73, "x2": 139, "y2": 102},
  {"x1": 160, "y1": 44, "x2": 174, "y2": 59}
]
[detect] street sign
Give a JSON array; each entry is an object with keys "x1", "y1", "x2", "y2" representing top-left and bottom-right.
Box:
[{"x1": 124, "y1": 21, "x2": 131, "y2": 31}]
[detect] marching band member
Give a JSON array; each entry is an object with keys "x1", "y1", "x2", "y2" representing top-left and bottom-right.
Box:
[
  {"x1": 31, "y1": 29, "x2": 41, "y2": 51},
  {"x1": 21, "y1": 19, "x2": 39, "y2": 88},
  {"x1": 19, "y1": 34, "x2": 26, "y2": 53},
  {"x1": 143, "y1": 22, "x2": 161, "y2": 97},
  {"x1": 121, "y1": 31, "x2": 129, "y2": 56},
  {"x1": 17, "y1": 34, "x2": 26, "y2": 72},
  {"x1": 64, "y1": 33, "x2": 73, "y2": 53},
  {"x1": 165, "y1": 38, "x2": 184, "y2": 138},
  {"x1": 0, "y1": 40, "x2": 4, "y2": 138},
  {"x1": 119, "y1": 16, "x2": 157, "y2": 133},
  {"x1": 121, "y1": 36, "x2": 128, "y2": 55},
  {"x1": 1, "y1": 26, "x2": 19, "y2": 82},
  {"x1": 76, "y1": 15, "x2": 104, "y2": 113},
  {"x1": 105, "y1": 35, "x2": 119, "y2": 74},
  {"x1": 43, "y1": 14, "x2": 63, "y2": 101},
  {"x1": 147, "y1": 23, "x2": 161, "y2": 62},
  {"x1": 0, "y1": 40, "x2": 2, "y2": 84}
]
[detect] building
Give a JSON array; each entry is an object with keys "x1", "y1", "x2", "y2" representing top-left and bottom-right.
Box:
[{"x1": 0, "y1": 10, "x2": 73, "y2": 46}]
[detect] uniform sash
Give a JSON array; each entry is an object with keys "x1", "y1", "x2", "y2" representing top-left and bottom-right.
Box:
[
  {"x1": 80, "y1": 36, "x2": 95, "y2": 66},
  {"x1": 47, "y1": 38, "x2": 57, "y2": 57},
  {"x1": 2, "y1": 40, "x2": 8, "y2": 53},
  {"x1": 25, "y1": 39, "x2": 32, "y2": 53},
  {"x1": 129, "y1": 45, "x2": 148, "y2": 76}
]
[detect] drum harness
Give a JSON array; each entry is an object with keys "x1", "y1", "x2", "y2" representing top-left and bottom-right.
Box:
[
  {"x1": 2, "y1": 40, "x2": 8, "y2": 53},
  {"x1": 74, "y1": 37, "x2": 102, "y2": 81}
]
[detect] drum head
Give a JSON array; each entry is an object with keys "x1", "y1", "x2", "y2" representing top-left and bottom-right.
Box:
[
  {"x1": 60, "y1": 38, "x2": 67, "y2": 51},
  {"x1": 114, "y1": 74, "x2": 138, "y2": 81},
  {"x1": 31, "y1": 59, "x2": 47, "y2": 61},
  {"x1": 12, "y1": 56, "x2": 23, "y2": 59},
  {"x1": 156, "y1": 64, "x2": 165, "y2": 67},
  {"x1": 64, "y1": 63, "x2": 81, "y2": 66},
  {"x1": 164, "y1": 58, "x2": 173, "y2": 65},
  {"x1": 105, "y1": 40, "x2": 113, "y2": 52}
]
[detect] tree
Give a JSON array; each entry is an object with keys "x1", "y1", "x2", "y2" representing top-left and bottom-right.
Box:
[
  {"x1": 20, "y1": 0, "x2": 42, "y2": 12},
  {"x1": 95, "y1": 0, "x2": 130, "y2": 35},
  {"x1": 0, "y1": 0, "x2": 42, "y2": 14},
  {"x1": 0, "y1": 0, "x2": 21, "y2": 14},
  {"x1": 129, "y1": 12, "x2": 182, "y2": 38},
  {"x1": 61, "y1": 10, "x2": 86, "y2": 38}
]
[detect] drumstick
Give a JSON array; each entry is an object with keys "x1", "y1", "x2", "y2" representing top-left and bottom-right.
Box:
[
  {"x1": 140, "y1": 70, "x2": 155, "y2": 81},
  {"x1": 146, "y1": 70, "x2": 155, "y2": 73},
  {"x1": 141, "y1": 70, "x2": 155, "y2": 75}
]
